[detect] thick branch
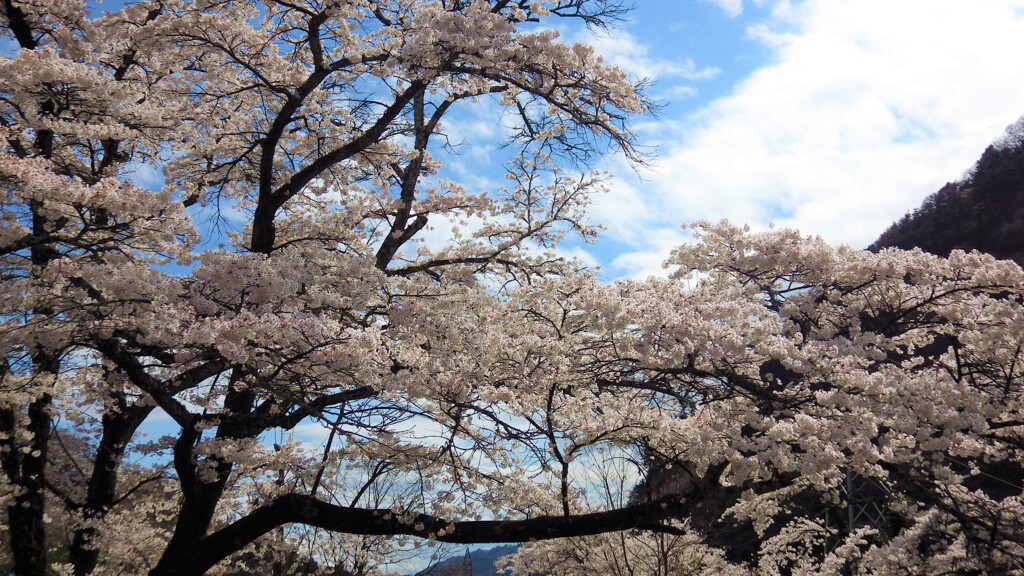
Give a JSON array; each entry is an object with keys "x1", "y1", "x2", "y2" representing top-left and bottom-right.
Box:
[
  {"x1": 243, "y1": 385, "x2": 378, "y2": 432},
  {"x1": 251, "y1": 80, "x2": 425, "y2": 253},
  {"x1": 176, "y1": 493, "x2": 689, "y2": 576},
  {"x1": 2, "y1": 0, "x2": 39, "y2": 49}
]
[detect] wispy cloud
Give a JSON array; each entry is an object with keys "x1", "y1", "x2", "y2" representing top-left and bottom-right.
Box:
[
  {"x1": 704, "y1": 0, "x2": 798, "y2": 20},
  {"x1": 703, "y1": 0, "x2": 745, "y2": 19},
  {"x1": 574, "y1": 27, "x2": 720, "y2": 82}
]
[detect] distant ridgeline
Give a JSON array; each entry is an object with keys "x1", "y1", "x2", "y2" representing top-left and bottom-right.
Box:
[
  {"x1": 870, "y1": 116, "x2": 1024, "y2": 265},
  {"x1": 411, "y1": 545, "x2": 519, "y2": 576}
]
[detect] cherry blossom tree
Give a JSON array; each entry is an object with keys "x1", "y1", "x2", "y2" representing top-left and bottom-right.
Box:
[
  {"x1": 0, "y1": 1, "x2": 654, "y2": 574},
  {"x1": 2, "y1": 2, "x2": 1023, "y2": 576},
  {"x1": 507, "y1": 222, "x2": 1024, "y2": 575}
]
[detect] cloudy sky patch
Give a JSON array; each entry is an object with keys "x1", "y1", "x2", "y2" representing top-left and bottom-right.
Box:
[{"x1": 552, "y1": 0, "x2": 1024, "y2": 279}]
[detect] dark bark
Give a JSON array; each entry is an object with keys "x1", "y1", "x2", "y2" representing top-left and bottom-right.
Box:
[
  {"x1": 1, "y1": 6, "x2": 62, "y2": 571},
  {"x1": 154, "y1": 374, "x2": 260, "y2": 575},
  {"x1": 68, "y1": 401, "x2": 154, "y2": 576},
  {"x1": 148, "y1": 493, "x2": 689, "y2": 576},
  {"x1": 1, "y1": 0, "x2": 38, "y2": 49},
  {"x1": 0, "y1": 394, "x2": 52, "y2": 576},
  {"x1": 0, "y1": 175, "x2": 62, "y2": 576},
  {"x1": 157, "y1": 385, "x2": 252, "y2": 567},
  {"x1": 249, "y1": 80, "x2": 424, "y2": 254}
]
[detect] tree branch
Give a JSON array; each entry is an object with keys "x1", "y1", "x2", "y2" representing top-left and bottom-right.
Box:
[{"x1": 183, "y1": 493, "x2": 689, "y2": 576}]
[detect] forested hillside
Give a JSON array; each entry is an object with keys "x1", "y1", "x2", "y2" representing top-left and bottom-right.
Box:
[
  {"x1": 870, "y1": 117, "x2": 1024, "y2": 263},
  {"x1": 412, "y1": 546, "x2": 517, "y2": 576}
]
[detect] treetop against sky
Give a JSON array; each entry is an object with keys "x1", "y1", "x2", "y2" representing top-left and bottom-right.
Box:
[{"x1": 81, "y1": 0, "x2": 1024, "y2": 280}]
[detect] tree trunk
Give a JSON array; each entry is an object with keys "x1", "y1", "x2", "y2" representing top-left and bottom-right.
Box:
[
  {"x1": 150, "y1": 383, "x2": 255, "y2": 576},
  {"x1": 1, "y1": 394, "x2": 53, "y2": 576},
  {"x1": 69, "y1": 402, "x2": 153, "y2": 576}
]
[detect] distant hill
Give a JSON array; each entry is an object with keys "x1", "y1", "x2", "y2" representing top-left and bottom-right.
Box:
[
  {"x1": 870, "y1": 116, "x2": 1024, "y2": 265},
  {"x1": 412, "y1": 545, "x2": 518, "y2": 576}
]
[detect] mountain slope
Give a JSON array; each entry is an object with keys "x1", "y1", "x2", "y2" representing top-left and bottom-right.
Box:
[
  {"x1": 413, "y1": 545, "x2": 518, "y2": 576},
  {"x1": 870, "y1": 116, "x2": 1024, "y2": 264}
]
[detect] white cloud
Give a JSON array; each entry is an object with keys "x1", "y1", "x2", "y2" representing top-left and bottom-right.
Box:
[
  {"x1": 704, "y1": 0, "x2": 799, "y2": 20},
  {"x1": 666, "y1": 85, "x2": 700, "y2": 99},
  {"x1": 588, "y1": 172, "x2": 657, "y2": 245},
  {"x1": 127, "y1": 161, "x2": 164, "y2": 191},
  {"x1": 744, "y1": 22, "x2": 795, "y2": 47},
  {"x1": 293, "y1": 421, "x2": 334, "y2": 443},
  {"x1": 607, "y1": 226, "x2": 689, "y2": 280},
  {"x1": 575, "y1": 28, "x2": 720, "y2": 82},
  {"x1": 598, "y1": 0, "x2": 1024, "y2": 276},
  {"x1": 704, "y1": 0, "x2": 745, "y2": 18},
  {"x1": 555, "y1": 244, "x2": 601, "y2": 269}
]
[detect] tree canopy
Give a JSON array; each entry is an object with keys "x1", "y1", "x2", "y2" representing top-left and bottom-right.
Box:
[{"x1": 1, "y1": 2, "x2": 1023, "y2": 576}]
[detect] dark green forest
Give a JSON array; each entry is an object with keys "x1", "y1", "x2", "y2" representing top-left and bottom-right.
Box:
[{"x1": 871, "y1": 116, "x2": 1024, "y2": 263}]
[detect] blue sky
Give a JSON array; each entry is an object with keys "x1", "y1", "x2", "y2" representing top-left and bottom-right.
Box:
[{"x1": 551, "y1": 0, "x2": 1024, "y2": 279}]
